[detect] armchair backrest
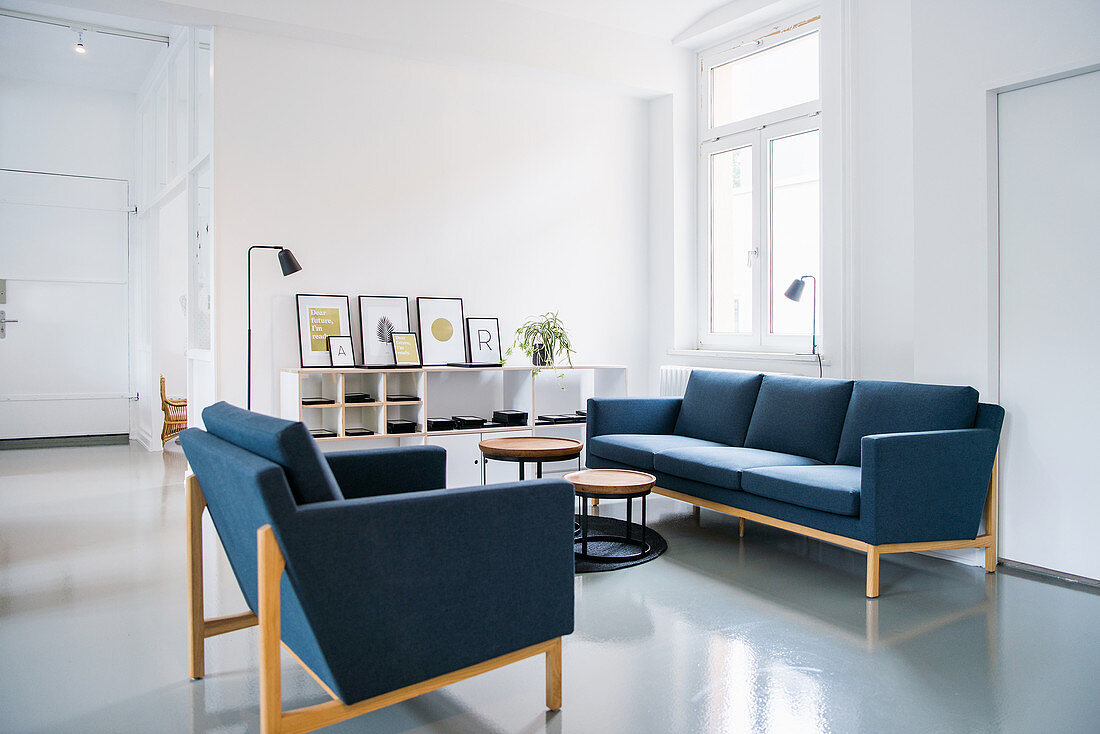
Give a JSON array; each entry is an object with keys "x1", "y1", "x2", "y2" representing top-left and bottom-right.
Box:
[{"x1": 202, "y1": 401, "x2": 342, "y2": 505}]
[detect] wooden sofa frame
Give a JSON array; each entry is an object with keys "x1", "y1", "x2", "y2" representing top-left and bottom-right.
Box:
[
  {"x1": 186, "y1": 476, "x2": 562, "y2": 734},
  {"x1": 655, "y1": 458, "x2": 998, "y2": 598}
]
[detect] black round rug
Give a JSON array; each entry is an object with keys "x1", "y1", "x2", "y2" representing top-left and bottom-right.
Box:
[{"x1": 573, "y1": 514, "x2": 668, "y2": 574}]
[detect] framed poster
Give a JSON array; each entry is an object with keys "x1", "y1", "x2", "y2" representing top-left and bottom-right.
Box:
[
  {"x1": 391, "y1": 332, "x2": 422, "y2": 366},
  {"x1": 296, "y1": 294, "x2": 351, "y2": 367},
  {"x1": 327, "y1": 335, "x2": 355, "y2": 367},
  {"x1": 465, "y1": 317, "x2": 502, "y2": 364},
  {"x1": 416, "y1": 297, "x2": 466, "y2": 365},
  {"x1": 358, "y1": 295, "x2": 410, "y2": 366}
]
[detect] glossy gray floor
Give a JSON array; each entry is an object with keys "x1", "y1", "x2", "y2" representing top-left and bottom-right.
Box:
[{"x1": 2, "y1": 444, "x2": 1099, "y2": 733}]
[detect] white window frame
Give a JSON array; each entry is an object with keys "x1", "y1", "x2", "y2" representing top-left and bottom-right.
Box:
[{"x1": 697, "y1": 13, "x2": 823, "y2": 353}]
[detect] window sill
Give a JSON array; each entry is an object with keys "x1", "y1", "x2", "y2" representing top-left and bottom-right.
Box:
[{"x1": 668, "y1": 349, "x2": 826, "y2": 364}]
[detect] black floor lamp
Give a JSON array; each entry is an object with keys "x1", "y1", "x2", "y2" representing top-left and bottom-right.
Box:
[
  {"x1": 248, "y1": 245, "x2": 302, "y2": 410},
  {"x1": 784, "y1": 275, "x2": 822, "y2": 377}
]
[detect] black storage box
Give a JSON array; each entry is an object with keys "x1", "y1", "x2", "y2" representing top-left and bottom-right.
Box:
[
  {"x1": 309, "y1": 428, "x2": 338, "y2": 438},
  {"x1": 427, "y1": 417, "x2": 456, "y2": 432},
  {"x1": 538, "y1": 414, "x2": 584, "y2": 424},
  {"x1": 451, "y1": 415, "x2": 487, "y2": 429},
  {"x1": 344, "y1": 392, "x2": 374, "y2": 404},
  {"x1": 344, "y1": 427, "x2": 375, "y2": 436},
  {"x1": 492, "y1": 409, "x2": 528, "y2": 426},
  {"x1": 386, "y1": 419, "x2": 417, "y2": 434}
]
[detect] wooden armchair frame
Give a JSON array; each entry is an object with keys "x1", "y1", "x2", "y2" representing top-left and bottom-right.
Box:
[
  {"x1": 161, "y1": 376, "x2": 188, "y2": 446},
  {"x1": 186, "y1": 475, "x2": 562, "y2": 734},
  {"x1": 673, "y1": 457, "x2": 998, "y2": 598}
]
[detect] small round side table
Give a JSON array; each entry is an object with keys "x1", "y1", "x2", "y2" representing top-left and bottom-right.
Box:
[
  {"x1": 478, "y1": 437, "x2": 583, "y2": 484},
  {"x1": 564, "y1": 469, "x2": 656, "y2": 562}
]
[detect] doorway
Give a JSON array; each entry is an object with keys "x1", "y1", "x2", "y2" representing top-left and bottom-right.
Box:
[
  {"x1": 0, "y1": 7, "x2": 213, "y2": 448},
  {"x1": 998, "y1": 67, "x2": 1100, "y2": 581}
]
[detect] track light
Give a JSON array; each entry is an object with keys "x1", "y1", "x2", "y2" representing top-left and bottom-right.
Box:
[{"x1": 74, "y1": 29, "x2": 86, "y2": 54}]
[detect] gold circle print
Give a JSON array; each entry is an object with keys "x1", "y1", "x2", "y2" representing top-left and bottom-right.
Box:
[{"x1": 431, "y1": 317, "x2": 454, "y2": 342}]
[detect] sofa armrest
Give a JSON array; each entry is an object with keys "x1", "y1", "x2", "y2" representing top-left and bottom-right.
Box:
[
  {"x1": 861, "y1": 429, "x2": 999, "y2": 545},
  {"x1": 324, "y1": 445, "x2": 446, "y2": 499},
  {"x1": 275, "y1": 479, "x2": 575, "y2": 699},
  {"x1": 586, "y1": 397, "x2": 682, "y2": 441}
]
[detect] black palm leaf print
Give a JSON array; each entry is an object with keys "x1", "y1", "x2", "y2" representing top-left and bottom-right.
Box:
[{"x1": 376, "y1": 316, "x2": 395, "y2": 344}]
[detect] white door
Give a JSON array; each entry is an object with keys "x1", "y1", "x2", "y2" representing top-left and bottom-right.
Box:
[
  {"x1": 998, "y1": 69, "x2": 1100, "y2": 580},
  {"x1": 0, "y1": 170, "x2": 131, "y2": 439}
]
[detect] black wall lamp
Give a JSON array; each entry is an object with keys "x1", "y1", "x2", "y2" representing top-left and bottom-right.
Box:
[{"x1": 248, "y1": 245, "x2": 302, "y2": 410}]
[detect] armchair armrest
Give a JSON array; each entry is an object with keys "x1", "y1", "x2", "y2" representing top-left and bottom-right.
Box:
[
  {"x1": 861, "y1": 429, "x2": 999, "y2": 545},
  {"x1": 325, "y1": 445, "x2": 446, "y2": 499},
  {"x1": 275, "y1": 479, "x2": 576, "y2": 701},
  {"x1": 586, "y1": 396, "x2": 682, "y2": 441}
]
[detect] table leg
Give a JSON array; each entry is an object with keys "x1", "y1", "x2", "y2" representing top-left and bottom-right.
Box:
[
  {"x1": 581, "y1": 495, "x2": 589, "y2": 556},
  {"x1": 481, "y1": 453, "x2": 486, "y2": 485},
  {"x1": 519, "y1": 462, "x2": 525, "y2": 481},
  {"x1": 626, "y1": 497, "x2": 633, "y2": 542},
  {"x1": 537, "y1": 461, "x2": 543, "y2": 479}
]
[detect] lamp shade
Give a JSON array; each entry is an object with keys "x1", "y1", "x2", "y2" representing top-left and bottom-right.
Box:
[
  {"x1": 278, "y1": 248, "x2": 302, "y2": 276},
  {"x1": 784, "y1": 277, "x2": 805, "y2": 302}
]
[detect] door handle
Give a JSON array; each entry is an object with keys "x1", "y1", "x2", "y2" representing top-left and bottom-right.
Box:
[{"x1": 0, "y1": 310, "x2": 16, "y2": 339}]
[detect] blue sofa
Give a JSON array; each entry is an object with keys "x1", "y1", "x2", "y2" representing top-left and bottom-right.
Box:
[
  {"x1": 586, "y1": 370, "x2": 1003, "y2": 597},
  {"x1": 180, "y1": 402, "x2": 573, "y2": 733}
]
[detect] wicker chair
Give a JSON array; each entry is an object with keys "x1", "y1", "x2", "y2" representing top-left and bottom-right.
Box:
[{"x1": 161, "y1": 376, "x2": 187, "y2": 445}]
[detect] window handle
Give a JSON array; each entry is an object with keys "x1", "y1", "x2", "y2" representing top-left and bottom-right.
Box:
[{"x1": 746, "y1": 248, "x2": 758, "y2": 267}]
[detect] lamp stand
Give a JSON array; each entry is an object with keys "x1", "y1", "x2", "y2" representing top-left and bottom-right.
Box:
[{"x1": 247, "y1": 245, "x2": 282, "y2": 411}]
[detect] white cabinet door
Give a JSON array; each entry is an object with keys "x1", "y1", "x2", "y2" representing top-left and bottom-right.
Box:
[{"x1": 425, "y1": 433, "x2": 483, "y2": 488}]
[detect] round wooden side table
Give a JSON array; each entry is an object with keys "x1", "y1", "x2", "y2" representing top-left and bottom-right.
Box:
[
  {"x1": 564, "y1": 469, "x2": 656, "y2": 562},
  {"x1": 478, "y1": 437, "x2": 583, "y2": 484}
]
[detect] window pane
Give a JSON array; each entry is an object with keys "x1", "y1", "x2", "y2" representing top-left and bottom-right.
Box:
[
  {"x1": 711, "y1": 32, "x2": 819, "y2": 128},
  {"x1": 710, "y1": 146, "x2": 753, "y2": 334},
  {"x1": 769, "y1": 129, "x2": 820, "y2": 336}
]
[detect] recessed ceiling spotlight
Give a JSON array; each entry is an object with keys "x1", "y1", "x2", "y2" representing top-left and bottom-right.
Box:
[{"x1": 74, "y1": 29, "x2": 86, "y2": 54}]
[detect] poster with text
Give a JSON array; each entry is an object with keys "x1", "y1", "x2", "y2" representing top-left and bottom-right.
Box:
[{"x1": 296, "y1": 294, "x2": 352, "y2": 367}]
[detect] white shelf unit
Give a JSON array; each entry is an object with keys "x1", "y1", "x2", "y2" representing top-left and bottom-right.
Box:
[{"x1": 280, "y1": 365, "x2": 628, "y2": 487}]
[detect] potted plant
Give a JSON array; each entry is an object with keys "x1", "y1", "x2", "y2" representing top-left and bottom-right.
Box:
[{"x1": 505, "y1": 311, "x2": 576, "y2": 379}]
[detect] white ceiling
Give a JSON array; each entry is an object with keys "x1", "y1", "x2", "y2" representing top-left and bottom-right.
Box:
[
  {"x1": 0, "y1": 1, "x2": 172, "y2": 93},
  {"x1": 499, "y1": 0, "x2": 736, "y2": 40}
]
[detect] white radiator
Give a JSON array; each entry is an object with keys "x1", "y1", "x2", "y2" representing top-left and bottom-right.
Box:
[{"x1": 659, "y1": 365, "x2": 694, "y2": 397}]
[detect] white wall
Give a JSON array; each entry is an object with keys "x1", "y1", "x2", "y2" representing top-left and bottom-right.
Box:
[
  {"x1": 213, "y1": 28, "x2": 655, "y2": 413},
  {"x1": 907, "y1": 0, "x2": 1100, "y2": 396},
  {"x1": 0, "y1": 76, "x2": 135, "y2": 180}
]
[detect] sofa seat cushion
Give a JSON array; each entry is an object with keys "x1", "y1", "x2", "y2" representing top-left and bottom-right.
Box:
[
  {"x1": 673, "y1": 370, "x2": 763, "y2": 446},
  {"x1": 587, "y1": 434, "x2": 728, "y2": 472},
  {"x1": 201, "y1": 401, "x2": 342, "y2": 505},
  {"x1": 741, "y1": 465, "x2": 863, "y2": 517},
  {"x1": 653, "y1": 447, "x2": 821, "y2": 491},
  {"x1": 835, "y1": 381, "x2": 979, "y2": 466}
]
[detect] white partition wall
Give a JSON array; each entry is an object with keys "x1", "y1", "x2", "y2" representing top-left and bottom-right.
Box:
[{"x1": 998, "y1": 69, "x2": 1100, "y2": 580}]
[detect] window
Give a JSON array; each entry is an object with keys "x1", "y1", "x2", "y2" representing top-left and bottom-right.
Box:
[{"x1": 698, "y1": 15, "x2": 822, "y2": 351}]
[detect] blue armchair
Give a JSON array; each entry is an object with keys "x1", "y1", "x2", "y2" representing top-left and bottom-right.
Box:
[{"x1": 181, "y1": 402, "x2": 574, "y2": 734}]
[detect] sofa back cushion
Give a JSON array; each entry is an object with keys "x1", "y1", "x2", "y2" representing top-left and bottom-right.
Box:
[
  {"x1": 201, "y1": 401, "x2": 342, "y2": 505},
  {"x1": 744, "y1": 376, "x2": 854, "y2": 464},
  {"x1": 674, "y1": 370, "x2": 763, "y2": 446},
  {"x1": 835, "y1": 381, "x2": 979, "y2": 466}
]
